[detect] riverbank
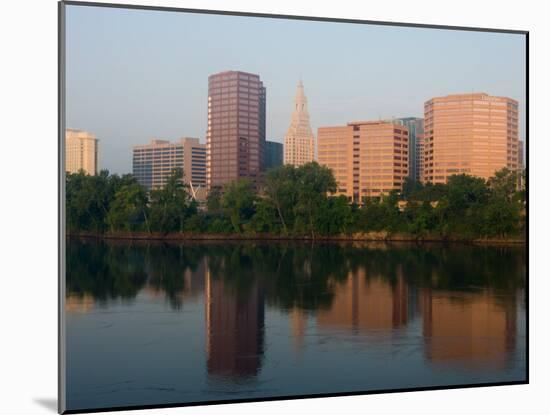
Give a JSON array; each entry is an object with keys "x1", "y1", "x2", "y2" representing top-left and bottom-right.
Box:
[{"x1": 66, "y1": 231, "x2": 525, "y2": 245}]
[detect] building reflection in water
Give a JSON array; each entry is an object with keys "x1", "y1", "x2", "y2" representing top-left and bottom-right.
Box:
[
  {"x1": 421, "y1": 288, "x2": 517, "y2": 371},
  {"x1": 145, "y1": 258, "x2": 206, "y2": 304},
  {"x1": 65, "y1": 240, "x2": 522, "y2": 377},
  {"x1": 312, "y1": 265, "x2": 518, "y2": 372},
  {"x1": 290, "y1": 307, "x2": 307, "y2": 355},
  {"x1": 65, "y1": 293, "x2": 95, "y2": 314},
  {"x1": 205, "y1": 267, "x2": 265, "y2": 379},
  {"x1": 316, "y1": 268, "x2": 412, "y2": 333}
]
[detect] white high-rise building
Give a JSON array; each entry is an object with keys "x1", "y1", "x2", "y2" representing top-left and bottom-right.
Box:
[
  {"x1": 65, "y1": 128, "x2": 99, "y2": 175},
  {"x1": 284, "y1": 81, "x2": 315, "y2": 166}
]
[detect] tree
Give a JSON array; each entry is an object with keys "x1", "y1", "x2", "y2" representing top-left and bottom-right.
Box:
[
  {"x1": 445, "y1": 174, "x2": 488, "y2": 211},
  {"x1": 66, "y1": 170, "x2": 115, "y2": 232},
  {"x1": 487, "y1": 168, "x2": 519, "y2": 202},
  {"x1": 357, "y1": 191, "x2": 403, "y2": 233},
  {"x1": 315, "y1": 195, "x2": 354, "y2": 235},
  {"x1": 292, "y1": 162, "x2": 337, "y2": 238},
  {"x1": 482, "y1": 199, "x2": 520, "y2": 237},
  {"x1": 482, "y1": 168, "x2": 522, "y2": 238},
  {"x1": 221, "y1": 179, "x2": 257, "y2": 233},
  {"x1": 403, "y1": 200, "x2": 436, "y2": 236},
  {"x1": 206, "y1": 186, "x2": 223, "y2": 213},
  {"x1": 249, "y1": 198, "x2": 281, "y2": 233},
  {"x1": 149, "y1": 168, "x2": 191, "y2": 233},
  {"x1": 264, "y1": 165, "x2": 299, "y2": 234},
  {"x1": 106, "y1": 181, "x2": 149, "y2": 232},
  {"x1": 401, "y1": 177, "x2": 423, "y2": 200}
]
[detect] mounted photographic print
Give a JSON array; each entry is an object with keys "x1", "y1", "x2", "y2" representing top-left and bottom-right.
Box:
[{"x1": 59, "y1": 1, "x2": 528, "y2": 413}]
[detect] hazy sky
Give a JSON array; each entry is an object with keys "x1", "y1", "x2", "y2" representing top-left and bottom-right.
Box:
[{"x1": 65, "y1": 4, "x2": 526, "y2": 175}]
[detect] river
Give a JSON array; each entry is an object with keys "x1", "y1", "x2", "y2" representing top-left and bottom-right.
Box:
[{"x1": 65, "y1": 239, "x2": 527, "y2": 411}]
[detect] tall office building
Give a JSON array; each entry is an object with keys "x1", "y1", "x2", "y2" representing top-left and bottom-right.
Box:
[
  {"x1": 416, "y1": 133, "x2": 426, "y2": 182},
  {"x1": 65, "y1": 128, "x2": 98, "y2": 175},
  {"x1": 518, "y1": 140, "x2": 524, "y2": 170},
  {"x1": 264, "y1": 140, "x2": 283, "y2": 170},
  {"x1": 318, "y1": 121, "x2": 409, "y2": 201},
  {"x1": 423, "y1": 93, "x2": 520, "y2": 184},
  {"x1": 392, "y1": 117, "x2": 424, "y2": 181},
  {"x1": 206, "y1": 71, "x2": 266, "y2": 190},
  {"x1": 284, "y1": 81, "x2": 315, "y2": 166},
  {"x1": 132, "y1": 137, "x2": 206, "y2": 192}
]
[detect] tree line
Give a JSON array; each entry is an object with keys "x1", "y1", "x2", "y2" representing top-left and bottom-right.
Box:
[{"x1": 66, "y1": 162, "x2": 526, "y2": 239}]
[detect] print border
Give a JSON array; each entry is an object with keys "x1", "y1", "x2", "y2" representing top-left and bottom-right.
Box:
[{"x1": 58, "y1": 1, "x2": 529, "y2": 413}]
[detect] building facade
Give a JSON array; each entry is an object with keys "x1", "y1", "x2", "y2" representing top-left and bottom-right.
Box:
[
  {"x1": 423, "y1": 93, "x2": 520, "y2": 184},
  {"x1": 392, "y1": 117, "x2": 424, "y2": 181},
  {"x1": 132, "y1": 137, "x2": 206, "y2": 192},
  {"x1": 284, "y1": 81, "x2": 315, "y2": 166},
  {"x1": 416, "y1": 133, "x2": 426, "y2": 182},
  {"x1": 318, "y1": 121, "x2": 409, "y2": 201},
  {"x1": 518, "y1": 139, "x2": 524, "y2": 171},
  {"x1": 206, "y1": 71, "x2": 266, "y2": 190},
  {"x1": 264, "y1": 140, "x2": 283, "y2": 170},
  {"x1": 65, "y1": 128, "x2": 99, "y2": 175}
]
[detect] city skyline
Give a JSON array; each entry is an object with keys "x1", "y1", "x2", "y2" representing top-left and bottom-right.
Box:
[{"x1": 65, "y1": 5, "x2": 526, "y2": 175}]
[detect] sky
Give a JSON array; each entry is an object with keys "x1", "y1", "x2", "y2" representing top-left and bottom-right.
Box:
[{"x1": 65, "y1": 4, "x2": 527, "y2": 175}]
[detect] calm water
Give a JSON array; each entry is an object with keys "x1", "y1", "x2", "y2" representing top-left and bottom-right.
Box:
[{"x1": 65, "y1": 240, "x2": 526, "y2": 411}]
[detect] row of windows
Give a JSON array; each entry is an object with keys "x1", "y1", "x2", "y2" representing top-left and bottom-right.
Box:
[{"x1": 133, "y1": 149, "x2": 183, "y2": 154}]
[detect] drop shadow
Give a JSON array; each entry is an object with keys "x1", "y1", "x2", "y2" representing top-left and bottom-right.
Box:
[{"x1": 34, "y1": 398, "x2": 57, "y2": 413}]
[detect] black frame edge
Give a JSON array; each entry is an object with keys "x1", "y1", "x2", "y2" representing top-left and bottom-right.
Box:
[
  {"x1": 58, "y1": 1, "x2": 67, "y2": 414},
  {"x1": 61, "y1": 0, "x2": 528, "y2": 35}
]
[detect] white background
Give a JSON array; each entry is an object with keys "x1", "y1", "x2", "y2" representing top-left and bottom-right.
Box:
[{"x1": 0, "y1": 0, "x2": 546, "y2": 414}]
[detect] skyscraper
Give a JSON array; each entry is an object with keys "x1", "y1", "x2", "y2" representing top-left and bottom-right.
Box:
[
  {"x1": 423, "y1": 93, "x2": 520, "y2": 184},
  {"x1": 518, "y1": 140, "x2": 524, "y2": 170},
  {"x1": 416, "y1": 133, "x2": 426, "y2": 183},
  {"x1": 206, "y1": 71, "x2": 266, "y2": 190},
  {"x1": 132, "y1": 137, "x2": 206, "y2": 193},
  {"x1": 392, "y1": 117, "x2": 424, "y2": 181},
  {"x1": 318, "y1": 121, "x2": 409, "y2": 201},
  {"x1": 284, "y1": 81, "x2": 315, "y2": 166},
  {"x1": 65, "y1": 128, "x2": 98, "y2": 175},
  {"x1": 264, "y1": 140, "x2": 283, "y2": 170}
]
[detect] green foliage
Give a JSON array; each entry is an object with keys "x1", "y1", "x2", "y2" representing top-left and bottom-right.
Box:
[
  {"x1": 148, "y1": 168, "x2": 192, "y2": 234},
  {"x1": 66, "y1": 170, "x2": 128, "y2": 232},
  {"x1": 248, "y1": 199, "x2": 281, "y2": 234},
  {"x1": 403, "y1": 201, "x2": 437, "y2": 236},
  {"x1": 66, "y1": 166, "x2": 525, "y2": 240},
  {"x1": 292, "y1": 162, "x2": 337, "y2": 237},
  {"x1": 315, "y1": 195, "x2": 355, "y2": 235},
  {"x1": 206, "y1": 186, "x2": 222, "y2": 213},
  {"x1": 207, "y1": 215, "x2": 234, "y2": 233},
  {"x1": 221, "y1": 179, "x2": 257, "y2": 233},
  {"x1": 263, "y1": 165, "x2": 299, "y2": 234},
  {"x1": 105, "y1": 180, "x2": 149, "y2": 232},
  {"x1": 357, "y1": 191, "x2": 403, "y2": 233}
]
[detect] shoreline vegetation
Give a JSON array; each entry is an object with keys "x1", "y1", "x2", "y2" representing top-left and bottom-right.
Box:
[
  {"x1": 67, "y1": 231, "x2": 524, "y2": 245},
  {"x1": 66, "y1": 162, "x2": 526, "y2": 244}
]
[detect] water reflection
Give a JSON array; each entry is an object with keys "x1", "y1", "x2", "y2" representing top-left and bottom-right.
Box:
[
  {"x1": 421, "y1": 288, "x2": 518, "y2": 370},
  {"x1": 317, "y1": 272, "x2": 411, "y2": 333},
  {"x1": 205, "y1": 262, "x2": 265, "y2": 378},
  {"x1": 66, "y1": 240, "x2": 525, "y2": 388}
]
